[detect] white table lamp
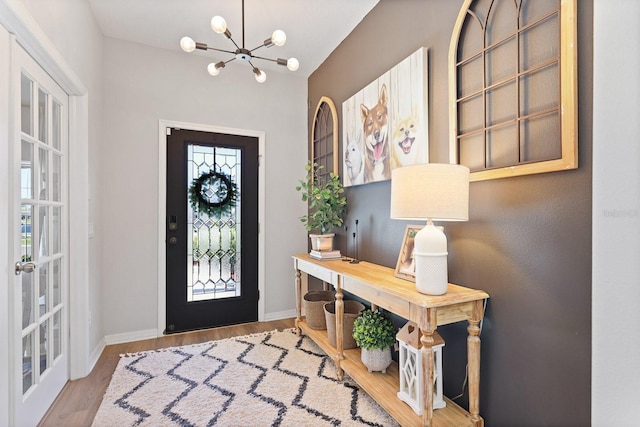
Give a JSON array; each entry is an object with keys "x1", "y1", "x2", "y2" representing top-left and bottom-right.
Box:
[{"x1": 390, "y1": 163, "x2": 470, "y2": 295}]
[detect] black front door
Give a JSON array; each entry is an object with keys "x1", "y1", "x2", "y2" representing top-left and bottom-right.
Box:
[{"x1": 166, "y1": 128, "x2": 259, "y2": 333}]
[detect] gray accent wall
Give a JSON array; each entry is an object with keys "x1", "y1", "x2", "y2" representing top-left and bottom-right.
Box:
[{"x1": 308, "y1": 0, "x2": 593, "y2": 425}]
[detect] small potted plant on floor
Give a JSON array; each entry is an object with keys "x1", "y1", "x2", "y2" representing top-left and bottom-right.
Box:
[
  {"x1": 352, "y1": 309, "x2": 396, "y2": 373},
  {"x1": 296, "y1": 160, "x2": 347, "y2": 251}
]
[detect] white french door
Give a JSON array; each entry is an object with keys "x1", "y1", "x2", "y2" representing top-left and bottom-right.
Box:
[{"x1": 10, "y1": 43, "x2": 69, "y2": 426}]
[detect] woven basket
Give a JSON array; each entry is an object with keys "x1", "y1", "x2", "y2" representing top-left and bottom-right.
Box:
[
  {"x1": 324, "y1": 300, "x2": 365, "y2": 349},
  {"x1": 303, "y1": 290, "x2": 336, "y2": 330}
]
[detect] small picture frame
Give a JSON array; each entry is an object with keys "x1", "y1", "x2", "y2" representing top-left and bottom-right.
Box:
[{"x1": 395, "y1": 225, "x2": 423, "y2": 282}]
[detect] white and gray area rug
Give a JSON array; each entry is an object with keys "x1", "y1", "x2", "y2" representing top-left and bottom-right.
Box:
[{"x1": 92, "y1": 329, "x2": 398, "y2": 426}]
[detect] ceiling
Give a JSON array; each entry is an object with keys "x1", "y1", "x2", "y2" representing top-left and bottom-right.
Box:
[{"x1": 87, "y1": 0, "x2": 379, "y2": 77}]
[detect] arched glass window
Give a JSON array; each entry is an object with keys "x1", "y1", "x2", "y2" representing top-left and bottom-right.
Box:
[{"x1": 449, "y1": 0, "x2": 577, "y2": 181}]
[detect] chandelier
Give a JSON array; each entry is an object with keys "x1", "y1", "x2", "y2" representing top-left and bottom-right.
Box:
[{"x1": 180, "y1": 0, "x2": 299, "y2": 83}]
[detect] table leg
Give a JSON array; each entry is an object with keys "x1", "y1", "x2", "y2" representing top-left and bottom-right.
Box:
[
  {"x1": 335, "y1": 280, "x2": 344, "y2": 380},
  {"x1": 468, "y1": 299, "x2": 484, "y2": 427},
  {"x1": 420, "y1": 309, "x2": 437, "y2": 427},
  {"x1": 294, "y1": 268, "x2": 302, "y2": 335}
]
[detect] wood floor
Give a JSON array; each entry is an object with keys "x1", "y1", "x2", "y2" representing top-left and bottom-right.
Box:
[{"x1": 38, "y1": 318, "x2": 295, "y2": 427}]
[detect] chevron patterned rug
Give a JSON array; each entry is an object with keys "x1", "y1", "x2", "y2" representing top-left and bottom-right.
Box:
[{"x1": 92, "y1": 329, "x2": 398, "y2": 426}]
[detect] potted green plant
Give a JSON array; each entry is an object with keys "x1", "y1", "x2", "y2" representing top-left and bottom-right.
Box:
[
  {"x1": 352, "y1": 309, "x2": 396, "y2": 373},
  {"x1": 296, "y1": 161, "x2": 347, "y2": 251}
]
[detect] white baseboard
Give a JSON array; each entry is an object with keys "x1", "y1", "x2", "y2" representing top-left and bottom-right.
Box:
[
  {"x1": 104, "y1": 328, "x2": 159, "y2": 346},
  {"x1": 263, "y1": 309, "x2": 296, "y2": 322},
  {"x1": 100, "y1": 314, "x2": 294, "y2": 352},
  {"x1": 87, "y1": 338, "x2": 106, "y2": 375},
  {"x1": 90, "y1": 316, "x2": 294, "y2": 372}
]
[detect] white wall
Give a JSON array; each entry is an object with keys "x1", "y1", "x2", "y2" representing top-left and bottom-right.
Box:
[
  {"x1": 592, "y1": 0, "x2": 640, "y2": 424},
  {"x1": 100, "y1": 37, "x2": 308, "y2": 336}
]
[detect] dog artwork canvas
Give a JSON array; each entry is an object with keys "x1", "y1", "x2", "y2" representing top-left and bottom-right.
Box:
[{"x1": 342, "y1": 47, "x2": 429, "y2": 187}]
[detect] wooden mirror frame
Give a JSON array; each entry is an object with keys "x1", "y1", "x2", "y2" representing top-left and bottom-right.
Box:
[{"x1": 448, "y1": 0, "x2": 578, "y2": 182}]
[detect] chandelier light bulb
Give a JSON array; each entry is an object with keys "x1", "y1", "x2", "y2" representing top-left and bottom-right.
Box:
[
  {"x1": 254, "y1": 69, "x2": 267, "y2": 83},
  {"x1": 287, "y1": 57, "x2": 299, "y2": 71},
  {"x1": 271, "y1": 30, "x2": 286, "y2": 46},
  {"x1": 207, "y1": 63, "x2": 221, "y2": 76},
  {"x1": 211, "y1": 16, "x2": 227, "y2": 34},
  {"x1": 180, "y1": 36, "x2": 196, "y2": 52}
]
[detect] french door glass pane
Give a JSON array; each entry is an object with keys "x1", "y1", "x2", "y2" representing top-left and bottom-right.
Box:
[
  {"x1": 39, "y1": 147, "x2": 48, "y2": 200},
  {"x1": 52, "y1": 101, "x2": 61, "y2": 150},
  {"x1": 38, "y1": 88, "x2": 48, "y2": 144},
  {"x1": 52, "y1": 207, "x2": 61, "y2": 254},
  {"x1": 52, "y1": 153, "x2": 61, "y2": 202},
  {"x1": 39, "y1": 206, "x2": 49, "y2": 257},
  {"x1": 187, "y1": 144, "x2": 241, "y2": 302},
  {"x1": 22, "y1": 334, "x2": 34, "y2": 393},
  {"x1": 53, "y1": 310, "x2": 62, "y2": 359},
  {"x1": 22, "y1": 272, "x2": 34, "y2": 330},
  {"x1": 21, "y1": 140, "x2": 34, "y2": 199},
  {"x1": 39, "y1": 262, "x2": 48, "y2": 316},
  {"x1": 21, "y1": 204, "x2": 33, "y2": 262},
  {"x1": 21, "y1": 73, "x2": 32, "y2": 136},
  {"x1": 40, "y1": 320, "x2": 49, "y2": 375},
  {"x1": 52, "y1": 259, "x2": 61, "y2": 307}
]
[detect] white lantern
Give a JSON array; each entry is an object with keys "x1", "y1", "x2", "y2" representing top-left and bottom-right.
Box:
[{"x1": 396, "y1": 322, "x2": 446, "y2": 415}]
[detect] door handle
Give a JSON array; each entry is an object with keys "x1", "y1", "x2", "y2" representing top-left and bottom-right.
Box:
[{"x1": 15, "y1": 261, "x2": 36, "y2": 275}]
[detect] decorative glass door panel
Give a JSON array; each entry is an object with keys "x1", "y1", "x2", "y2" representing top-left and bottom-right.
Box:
[{"x1": 187, "y1": 144, "x2": 242, "y2": 302}]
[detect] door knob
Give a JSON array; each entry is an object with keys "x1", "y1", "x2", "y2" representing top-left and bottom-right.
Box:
[{"x1": 15, "y1": 261, "x2": 36, "y2": 275}]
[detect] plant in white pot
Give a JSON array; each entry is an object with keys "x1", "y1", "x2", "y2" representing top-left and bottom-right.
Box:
[
  {"x1": 352, "y1": 309, "x2": 397, "y2": 373},
  {"x1": 296, "y1": 161, "x2": 347, "y2": 251}
]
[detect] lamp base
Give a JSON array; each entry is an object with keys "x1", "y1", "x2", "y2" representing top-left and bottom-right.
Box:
[{"x1": 413, "y1": 221, "x2": 448, "y2": 295}]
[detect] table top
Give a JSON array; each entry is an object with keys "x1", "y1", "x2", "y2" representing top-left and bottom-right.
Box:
[{"x1": 294, "y1": 253, "x2": 489, "y2": 309}]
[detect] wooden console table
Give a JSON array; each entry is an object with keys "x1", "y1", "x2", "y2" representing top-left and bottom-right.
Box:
[{"x1": 293, "y1": 253, "x2": 489, "y2": 427}]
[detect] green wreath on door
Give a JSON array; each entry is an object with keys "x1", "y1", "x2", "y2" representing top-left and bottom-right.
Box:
[{"x1": 188, "y1": 170, "x2": 238, "y2": 217}]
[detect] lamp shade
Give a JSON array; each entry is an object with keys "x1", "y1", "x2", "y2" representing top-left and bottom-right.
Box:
[{"x1": 390, "y1": 163, "x2": 470, "y2": 222}]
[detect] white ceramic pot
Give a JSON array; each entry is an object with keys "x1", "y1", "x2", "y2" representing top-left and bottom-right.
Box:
[
  {"x1": 361, "y1": 347, "x2": 392, "y2": 373},
  {"x1": 309, "y1": 233, "x2": 335, "y2": 251}
]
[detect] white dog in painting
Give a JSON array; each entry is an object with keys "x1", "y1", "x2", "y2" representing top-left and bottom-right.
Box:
[{"x1": 344, "y1": 132, "x2": 365, "y2": 185}]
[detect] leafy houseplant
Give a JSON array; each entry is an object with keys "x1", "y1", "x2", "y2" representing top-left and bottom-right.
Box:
[
  {"x1": 296, "y1": 161, "x2": 347, "y2": 250},
  {"x1": 353, "y1": 309, "x2": 396, "y2": 373},
  {"x1": 353, "y1": 309, "x2": 397, "y2": 350}
]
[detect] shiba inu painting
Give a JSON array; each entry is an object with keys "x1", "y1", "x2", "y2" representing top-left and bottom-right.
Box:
[
  {"x1": 343, "y1": 48, "x2": 429, "y2": 187},
  {"x1": 391, "y1": 114, "x2": 421, "y2": 169},
  {"x1": 360, "y1": 84, "x2": 391, "y2": 182}
]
